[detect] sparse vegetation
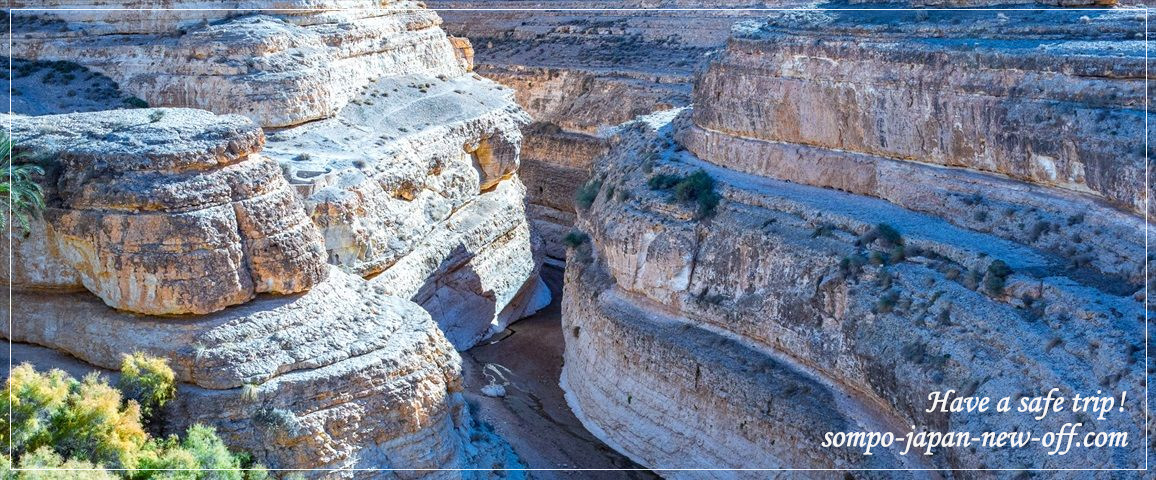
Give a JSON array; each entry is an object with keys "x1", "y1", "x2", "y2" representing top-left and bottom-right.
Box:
[
  {"x1": 811, "y1": 223, "x2": 835, "y2": 238},
  {"x1": 647, "y1": 170, "x2": 720, "y2": 219},
  {"x1": 1, "y1": 356, "x2": 268, "y2": 479},
  {"x1": 858, "y1": 223, "x2": 903, "y2": 248},
  {"x1": 253, "y1": 407, "x2": 300, "y2": 436},
  {"x1": 960, "y1": 193, "x2": 984, "y2": 206},
  {"x1": 982, "y1": 260, "x2": 1013, "y2": 295},
  {"x1": 839, "y1": 253, "x2": 868, "y2": 279},
  {"x1": 563, "y1": 230, "x2": 589, "y2": 248},
  {"x1": 1, "y1": 132, "x2": 46, "y2": 234},
  {"x1": 646, "y1": 173, "x2": 680, "y2": 190},
  {"x1": 875, "y1": 290, "x2": 900, "y2": 314},
  {"x1": 575, "y1": 178, "x2": 603, "y2": 210},
  {"x1": 1028, "y1": 220, "x2": 1056, "y2": 242}
]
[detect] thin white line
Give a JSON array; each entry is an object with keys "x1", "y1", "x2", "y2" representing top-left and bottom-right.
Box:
[
  {"x1": 8, "y1": 2, "x2": 13, "y2": 465},
  {"x1": 3, "y1": 471, "x2": 1147, "y2": 474},
  {"x1": 7, "y1": 7, "x2": 1144, "y2": 12},
  {"x1": 1144, "y1": 7, "x2": 1150, "y2": 475}
]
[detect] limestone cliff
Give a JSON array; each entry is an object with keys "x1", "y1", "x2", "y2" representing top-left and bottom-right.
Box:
[
  {"x1": 561, "y1": 7, "x2": 1148, "y2": 475},
  {"x1": 432, "y1": 0, "x2": 763, "y2": 262},
  {"x1": 4, "y1": 109, "x2": 327, "y2": 315},
  {"x1": 3, "y1": 0, "x2": 549, "y2": 474},
  {"x1": 7, "y1": 0, "x2": 550, "y2": 349}
]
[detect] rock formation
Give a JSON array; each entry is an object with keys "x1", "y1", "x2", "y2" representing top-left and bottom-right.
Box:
[
  {"x1": 431, "y1": 0, "x2": 772, "y2": 262},
  {"x1": 4, "y1": 0, "x2": 549, "y2": 474},
  {"x1": 5, "y1": 109, "x2": 327, "y2": 315},
  {"x1": 560, "y1": 7, "x2": 1148, "y2": 475},
  {"x1": 8, "y1": 0, "x2": 549, "y2": 349},
  {"x1": 3, "y1": 268, "x2": 516, "y2": 474}
]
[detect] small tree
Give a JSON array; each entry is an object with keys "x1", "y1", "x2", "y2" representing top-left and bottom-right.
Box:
[{"x1": 118, "y1": 353, "x2": 176, "y2": 428}]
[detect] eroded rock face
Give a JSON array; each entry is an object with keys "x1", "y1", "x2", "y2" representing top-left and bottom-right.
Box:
[
  {"x1": 431, "y1": 2, "x2": 741, "y2": 262},
  {"x1": 3, "y1": 109, "x2": 328, "y2": 315},
  {"x1": 564, "y1": 109, "x2": 1146, "y2": 475},
  {"x1": 263, "y1": 72, "x2": 549, "y2": 348},
  {"x1": 7, "y1": 0, "x2": 549, "y2": 349},
  {"x1": 689, "y1": 9, "x2": 1148, "y2": 218},
  {"x1": 4, "y1": 2, "x2": 542, "y2": 475},
  {"x1": 3, "y1": 268, "x2": 515, "y2": 475},
  {"x1": 561, "y1": 8, "x2": 1148, "y2": 474},
  {"x1": 10, "y1": 1, "x2": 465, "y2": 127}
]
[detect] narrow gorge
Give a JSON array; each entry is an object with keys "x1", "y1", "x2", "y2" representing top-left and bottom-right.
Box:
[{"x1": 2, "y1": 1, "x2": 1150, "y2": 478}]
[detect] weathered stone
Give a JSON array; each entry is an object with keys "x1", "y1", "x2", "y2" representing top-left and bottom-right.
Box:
[
  {"x1": 8, "y1": 1, "x2": 467, "y2": 127},
  {"x1": 7, "y1": 1, "x2": 549, "y2": 348},
  {"x1": 689, "y1": 9, "x2": 1148, "y2": 217},
  {"x1": 3, "y1": 267, "x2": 518, "y2": 476},
  {"x1": 4, "y1": 108, "x2": 328, "y2": 315},
  {"x1": 449, "y1": 35, "x2": 476, "y2": 71},
  {"x1": 564, "y1": 110, "x2": 1146, "y2": 472},
  {"x1": 263, "y1": 72, "x2": 549, "y2": 348}
]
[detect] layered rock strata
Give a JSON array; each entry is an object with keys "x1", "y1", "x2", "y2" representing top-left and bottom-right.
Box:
[
  {"x1": 565, "y1": 109, "x2": 1147, "y2": 475},
  {"x1": 3, "y1": 108, "x2": 328, "y2": 315},
  {"x1": 682, "y1": 7, "x2": 1149, "y2": 283},
  {"x1": 3, "y1": 268, "x2": 517, "y2": 475},
  {"x1": 3, "y1": 106, "x2": 523, "y2": 475},
  {"x1": 7, "y1": 0, "x2": 549, "y2": 349},
  {"x1": 10, "y1": 1, "x2": 464, "y2": 127},
  {"x1": 431, "y1": 0, "x2": 772, "y2": 261},
  {"x1": 4, "y1": 1, "x2": 547, "y2": 474},
  {"x1": 561, "y1": 8, "x2": 1148, "y2": 475}
]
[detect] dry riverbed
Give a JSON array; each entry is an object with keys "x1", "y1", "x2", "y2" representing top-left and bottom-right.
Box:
[{"x1": 462, "y1": 266, "x2": 657, "y2": 479}]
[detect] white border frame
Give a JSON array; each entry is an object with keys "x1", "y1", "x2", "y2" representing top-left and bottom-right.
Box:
[{"x1": 4, "y1": 4, "x2": 1150, "y2": 476}]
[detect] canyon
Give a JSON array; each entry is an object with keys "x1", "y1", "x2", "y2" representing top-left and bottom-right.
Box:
[
  {"x1": 437, "y1": 0, "x2": 1148, "y2": 476},
  {"x1": 560, "y1": 7, "x2": 1147, "y2": 476},
  {"x1": 2, "y1": 0, "x2": 1151, "y2": 478}
]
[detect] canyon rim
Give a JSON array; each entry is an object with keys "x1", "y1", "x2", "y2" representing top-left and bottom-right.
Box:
[{"x1": 2, "y1": 1, "x2": 1152, "y2": 479}]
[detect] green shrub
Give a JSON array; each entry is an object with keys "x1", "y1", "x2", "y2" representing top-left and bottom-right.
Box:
[
  {"x1": 563, "y1": 230, "x2": 589, "y2": 248},
  {"x1": 181, "y1": 425, "x2": 244, "y2": 479},
  {"x1": 647, "y1": 174, "x2": 680, "y2": 190},
  {"x1": 15, "y1": 447, "x2": 117, "y2": 480},
  {"x1": 4, "y1": 368, "x2": 149, "y2": 469},
  {"x1": 875, "y1": 290, "x2": 900, "y2": 314},
  {"x1": 118, "y1": 353, "x2": 176, "y2": 426},
  {"x1": 874, "y1": 223, "x2": 903, "y2": 247},
  {"x1": 647, "y1": 170, "x2": 720, "y2": 219},
  {"x1": 1, "y1": 132, "x2": 46, "y2": 234},
  {"x1": 575, "y1": 178, "x2": 603, "y2": 210},
  {"x1": 983, "y1": 260, "x2": 1013, "y2": 295},
  {"x1": 2, "y1": 360, "x2": 267, "y2": 479}
]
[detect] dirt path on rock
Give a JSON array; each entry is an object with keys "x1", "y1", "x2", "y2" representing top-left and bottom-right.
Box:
[{"x1": 462, "y1": 266, "x2": 657, "y2": 479}]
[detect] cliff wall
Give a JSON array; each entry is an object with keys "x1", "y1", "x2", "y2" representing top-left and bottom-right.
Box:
[
  {"x1": 7, "y1": 0, "x2": 549, "y2": 349},
  {"x1": 3, "y1": 1, "x2": 549, "y2": 474},
  {"x1": 561, "y1": 7, "x2": 1149, "y2": 475}
]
